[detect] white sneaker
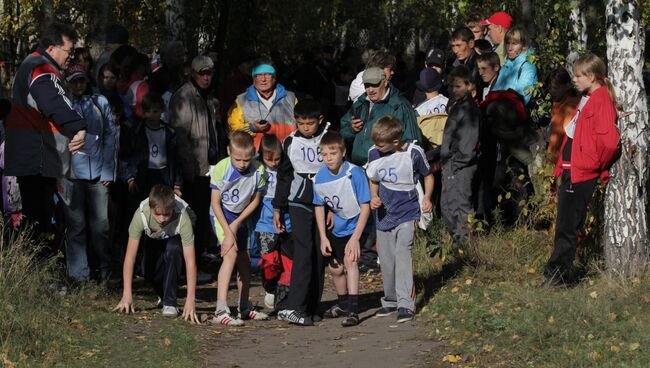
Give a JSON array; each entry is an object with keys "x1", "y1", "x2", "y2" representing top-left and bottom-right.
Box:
[
  {"x1": 162, "y1": 306, "x2": 178, "y2": 317},
  {"x1": 239, "y1": 308, "x2": 269, "y2": 321},
  {"x1": 156, "y1": 297, "x2": 163, "y2": 308},
  {"x1": 213, "y1": 310, "x2": 245, "y2": 326},
  {"x1": 264, "y1": 292, "x2": 275, "y2": 309}
]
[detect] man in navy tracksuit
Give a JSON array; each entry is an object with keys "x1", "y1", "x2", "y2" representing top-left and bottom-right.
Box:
[{"x1": 4, "y1": 23, "x2": 87, "y2": 242}]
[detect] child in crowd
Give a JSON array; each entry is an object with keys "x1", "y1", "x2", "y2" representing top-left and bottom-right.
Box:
[
  {"x1": 366, "y1": 116, "x2": 433, "y2": 323},
  {"x1": 114, "y1": 184, "x2": 200, "y2": 323},
  {"x1": 254, "y1": 134, "x2": 293, "y2": 310},
  {"x1": 127, "y1": 92, "x2": 182, "y2": 198},
  {"x1": 415, "y1": 68, "x2": 448, "y2": 116},
  {"x1": 546, "y1": 67, "x2": 581, "y2": 164},
  {"x1": 62, "y1": 63, "x2": 117, "y2": 283},
  {"x1": 476, "y1": 52, "x2": 501, "y2": 100},
  {"x1": 440, "y1": 66, "x2": 480, "y2": 249},
  {"x1": 544, "y1": 54, "x2": 620, "y2": 286},
  {"x1": 274, "y1": 99, "x2": 330, "y2": 326},
  {"x1": 313, "y1": 132, "x2": 370, "y2": 327},
  {"x1": 210, "y1": 131, "x2": 268, "y2": 326}
]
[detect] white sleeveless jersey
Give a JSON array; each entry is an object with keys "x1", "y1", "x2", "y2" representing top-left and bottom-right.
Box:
[
  {"x1": 314, "y1": 164, "x2": 361, "y2": 219},
  {"x1": 217, "y1": 162, "x2": 263, "y2": 213},
  {"x1": 366, "y1": 143, "x2": 425, "y2": 192},
  {"x1": 288, "y1": 122, "x2": 330, "y2": 174},
  {"x1": 140, "y1": 196, "x2": 189, "y2": 240}
]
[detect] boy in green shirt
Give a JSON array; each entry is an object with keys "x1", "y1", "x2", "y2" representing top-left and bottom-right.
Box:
[{"x1": 114, "y1": 184, "x2": 200, "y2": 323}]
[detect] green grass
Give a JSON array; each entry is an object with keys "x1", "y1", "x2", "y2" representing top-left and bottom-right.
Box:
[
  {"x1": 414, "y1": 221, "x2": 650, "y2": 367},
  {"x1": 0, "y1": 225, "x2": 199, "y2": 367}
]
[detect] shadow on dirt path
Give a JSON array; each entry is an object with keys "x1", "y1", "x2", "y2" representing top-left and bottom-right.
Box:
[{"x1": 190, "y1": 273, "x2": 444, "y2": 368}]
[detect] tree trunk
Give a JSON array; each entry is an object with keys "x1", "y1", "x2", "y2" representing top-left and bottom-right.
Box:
[
  {"x1": 520, "y1": 0, "x2": 536, "y2": 37},
  {"x1": 603, "y1": 0, "x2": 650, "y2": 279},
  {"x1": 165, "y1": 0, "x2": 185, "y2": 44},
  {"x1": 567, "y1": 0, "x2": 588, "y2": 72}
]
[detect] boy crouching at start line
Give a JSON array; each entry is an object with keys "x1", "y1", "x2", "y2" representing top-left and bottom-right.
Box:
[{"x1": 114, "y1": 184, "x2": 200, "y2": 324}]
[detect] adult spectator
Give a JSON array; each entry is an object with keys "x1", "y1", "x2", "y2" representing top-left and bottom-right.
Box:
[
  {"x1": 4, "y1": 22, "x2": 87, "y2": 238},
  {"x1": 97, "y1": 63, "x2": 119, "y2": 102},
  {"x1": 491, "y1": 26, "x2": 538, "y2": 104},
  {"x1": 227, "y1": 61, "x2": 297, "y2": 148},
  {"x1": 94, "y1": 24, "x2": 129, "y2": 83},
  {"x1": 450, "y1": 27, "x2": 481, "y2": 95},
  {"x1": 348, "y1": 51, "x2": 396, "y2": 103},
  {"x1": 341, "y1": 67, "x2": 422, "y2": 165},
  {"x1": 481, "y1": 11, "x2": 512, "y2": 65},
  {"x1": 169, "y1": 55, "x2": 221, "y2": 269},
  {"x1": 62, "y1": 63, "x2": 117, "y2": 283}
]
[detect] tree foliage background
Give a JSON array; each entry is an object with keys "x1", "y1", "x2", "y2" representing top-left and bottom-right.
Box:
[{"x1": 0, "y1": 0, "x2": 648, "y2": 86}]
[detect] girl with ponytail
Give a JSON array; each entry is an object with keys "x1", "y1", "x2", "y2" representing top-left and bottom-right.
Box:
[{"x1": 544, "y1": 53, "x2": 620, "y2": 286}]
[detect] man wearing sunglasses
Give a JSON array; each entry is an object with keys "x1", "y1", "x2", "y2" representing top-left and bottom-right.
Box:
[{"x1": 4, "y1": 22, "x2": 87, "y2": 243}]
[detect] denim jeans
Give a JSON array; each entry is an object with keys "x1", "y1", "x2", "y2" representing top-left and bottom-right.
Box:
[{"x1": 63, "y1": 179, "x2": 111, "y2": 281}]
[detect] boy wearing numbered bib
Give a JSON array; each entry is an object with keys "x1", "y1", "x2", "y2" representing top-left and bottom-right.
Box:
[
  {"x1": 313, "y1": 132, "x2": 371, "y2": 327},
  {"x1": 210, "y1": 131, "x2": 268, "y2": 326},
  {"x1": 366, "y1": 116, "x2": 433, "y2": 324},
  {"x1": 274, "y1": 99, "x2": 330, "y2": 326}
]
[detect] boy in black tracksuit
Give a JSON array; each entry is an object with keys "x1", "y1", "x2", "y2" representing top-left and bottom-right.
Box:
[
  {"x1": 440, "y1": 66, "x2": 480, "y2": 249},
  {"x1": 273, "y1": 99, "x2": 330, "y2": 326}
]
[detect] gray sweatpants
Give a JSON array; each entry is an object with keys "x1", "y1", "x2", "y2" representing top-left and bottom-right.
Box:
[
  {"x1": 441, "y1": 164, "x2": 476, "y2": 249},
  {"x1": 376, "y1": 221, "x2": 415, "y2": 311}
]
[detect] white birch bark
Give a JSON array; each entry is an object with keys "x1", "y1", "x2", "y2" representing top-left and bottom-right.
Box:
[
  {"x1": 603, "y1": 0, "x2": 650, "y2": 279},
  {"x1": 165, "y1": 0, "x2": 185, "y2": 44},
  {"x1": 567, "y1": 0, "x2": 588, "y2": 74}
]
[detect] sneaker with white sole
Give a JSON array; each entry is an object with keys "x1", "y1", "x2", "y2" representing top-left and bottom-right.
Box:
[
  {"x1": 375, "y1": 306, "x2": 397, "y2": 317},
  {"x1": 162, "y1": 306, "x2": 178, "y2": 317},
  {"x1": 213, "y1": 310, "x2": 245, "y2": 326},
  {"x1": 396, "y1": 308, "x2": 414, "y2": 323},
  {"x1": 264, "y1": 292, "x2": 275, "y2": 309},
  {"x1": 278, "y1": 309, "x2": 313, "y2": 326},
  {"x1": 239, "y1": 309, "x2": 269, "y2": 321}
]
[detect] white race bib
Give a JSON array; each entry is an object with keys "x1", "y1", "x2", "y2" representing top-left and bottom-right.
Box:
[
  {"x1": 314, "y1": 164, "x2": 361, "y2": 219},
  {"x1": 264, "y1": 168, "x2": 278, "y2": 199},
  {"x1": 288, "y1": 122, "x2": 330, "y2": 174},
  {"x1": 218, "y1": 166, "x2": 262, "y2": 213},
  {"x1": 366, "y1": 144, "x2": 423, "y2": 192}
]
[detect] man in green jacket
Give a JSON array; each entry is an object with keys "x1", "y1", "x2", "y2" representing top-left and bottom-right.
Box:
[{"x1": 340, "y1": 67, "x2": 422, "y2": 166}]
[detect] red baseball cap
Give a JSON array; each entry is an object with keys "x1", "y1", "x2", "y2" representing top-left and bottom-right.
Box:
[{"x1": 481, "y1": 11, "x2": 513, "y2": 29}]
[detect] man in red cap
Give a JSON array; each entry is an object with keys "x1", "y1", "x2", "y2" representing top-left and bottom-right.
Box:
[{"x1": 481, "y1": 11, "x2": 513, "y2": 66}]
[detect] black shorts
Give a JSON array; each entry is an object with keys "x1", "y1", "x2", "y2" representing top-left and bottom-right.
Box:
[{"x1": 327, "y1": 233, "x2": 351, "y2": 263}]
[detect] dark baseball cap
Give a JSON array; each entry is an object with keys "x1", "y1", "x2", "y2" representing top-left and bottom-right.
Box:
[
  {"x1": 416, "y1": 68, "x2": 443, "y2": 92},
  {"x1": 425, "y1": 48, "x2": 445, "y2": 67}
]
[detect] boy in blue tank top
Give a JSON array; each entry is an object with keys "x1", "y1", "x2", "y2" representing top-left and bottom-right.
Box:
[
  {"x1": 313, "y1": 132, "x2": 371, "y2": 327},
  {"x1": 366, "y1": 116, "x2": 433, "y2": 323}
]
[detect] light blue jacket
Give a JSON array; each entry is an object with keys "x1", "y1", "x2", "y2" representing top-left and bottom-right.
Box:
[
  {"x1": 68, "y1": 94, "x2": 118, "y2": 181},
  {"x1": 492, "y1": 49, "x2": 538, "y2": 103}
]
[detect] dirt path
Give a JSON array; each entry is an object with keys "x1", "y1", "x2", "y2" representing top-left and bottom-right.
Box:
[{"x1": 191, "y1": 272, "x2": 442, "y2": 368}]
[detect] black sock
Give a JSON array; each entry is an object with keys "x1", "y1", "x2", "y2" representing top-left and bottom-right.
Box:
[
  {"x1": 348, "y1": 294, "x2": 359, "y2": 314},
  {"x1": 338, "y1": 294, "x2": 349, "y2": 310}
]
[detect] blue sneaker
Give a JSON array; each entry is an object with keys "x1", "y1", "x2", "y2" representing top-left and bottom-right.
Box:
[{"x1": 396, "y1": 308, "x2": 414, "y2": 323}]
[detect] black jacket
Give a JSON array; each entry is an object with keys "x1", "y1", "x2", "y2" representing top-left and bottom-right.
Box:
[{"x1": 441, "y1": 93, "x2": 480, "y2": 172}]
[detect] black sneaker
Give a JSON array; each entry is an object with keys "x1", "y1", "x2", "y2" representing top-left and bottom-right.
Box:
[
  {"x1": 341, "y1": 313, "x2": 360, "y2": 327},
  {"x1": 278, "y1": 309, "x2": 313, "y2": 326},
  {"x1": 324, "y1": 304, "x2": 348, "y2": 319},
  {"x1": 396, "y1": 308, "x2": 414, "y2": 323},
  {"x1": 312, "y1": 313, "x2": 323, "y2": 323},
  {"x1": 375, "y1": 307, "x2": 397, "y2": 317}
]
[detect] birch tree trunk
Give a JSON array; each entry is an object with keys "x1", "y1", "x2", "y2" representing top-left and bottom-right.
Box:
[
  {"x1": 165, "y1": 0, "x2": 185, "y2": 43},
  {"x1": 603, "y1": 0, "x2": 650, "y2": 279},
  {"x1": 567, "y1": 0, "x2": 588, "y2": 73}
]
